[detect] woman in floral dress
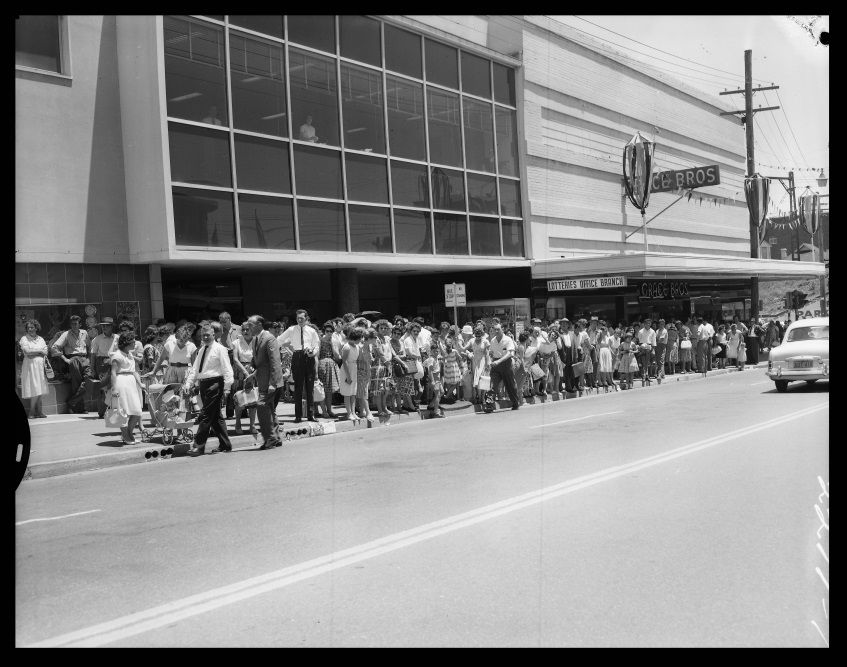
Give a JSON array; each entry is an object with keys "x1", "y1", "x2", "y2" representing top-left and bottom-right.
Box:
[
  {"x1": 317, "y1": 322, "x2": 340, "y2": 419},
  {"x1": 370, "y1": 321, "x2": 394, "y2": 418},
  {"x1": 440, "y1": 335, "x2": 463, "y2": 403},
  {"x1": 389, "y1": 325, "x2": 416, "y2": 413}
]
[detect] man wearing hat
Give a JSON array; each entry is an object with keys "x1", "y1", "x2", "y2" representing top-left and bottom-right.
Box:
[{"x1": 90, "y1": 317, "x2": 118, "y2": 418}]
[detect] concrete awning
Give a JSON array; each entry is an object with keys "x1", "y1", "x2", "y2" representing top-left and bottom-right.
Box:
[{"x1": 531, "y1": 251, "x2": 827, "y2": 281}]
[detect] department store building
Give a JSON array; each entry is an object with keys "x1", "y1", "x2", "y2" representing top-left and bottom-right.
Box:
[{"x1": 16, "y1": 15, "x2": 823, "y2": 340}]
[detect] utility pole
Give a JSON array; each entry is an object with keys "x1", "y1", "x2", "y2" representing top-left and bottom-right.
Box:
[{"x1": 720, "y1": 50, "x2": 781, "y2": 321}]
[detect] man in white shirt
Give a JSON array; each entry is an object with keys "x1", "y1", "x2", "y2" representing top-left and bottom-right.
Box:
[
  {"x1": 90, "y1": 316, "x2": 118, "y2": 418},
  {"x1": 183, "y1": 323, "x2": 234, "y2": 455},
  {"x1": 488, "y1": 323, "x2": 520, "y2": 410},
  {"x1": 636, "y1": 318, "x2": 657, "y2": 385},
  {"x1": 696, "y1": 317, "x2": 715, "y2": 376},
  {"x1": 278, "y1": 309, "x2": 321, "y2": 423},
  {"x1": 52, "y1": 315, "x2": 92, "y2": 413},
  {"x1": 414, "y1": 317, "x2": 432, "y2": 350}
]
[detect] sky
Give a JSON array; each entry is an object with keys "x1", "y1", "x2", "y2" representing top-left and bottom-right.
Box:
[{"x1": 549, "y1": 15, "x2": 829, "y2": 213}]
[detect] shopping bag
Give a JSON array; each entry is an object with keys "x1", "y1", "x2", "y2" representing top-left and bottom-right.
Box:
[
  {"x1": 44, "y1": 357, "x2": 55, "y2": 380},
  {"x1": 104, "y1": 395, "x2": 129, "y2": 428},
  {"x1": 312, "y1": 379, "x2": 325, "y2": 403},
  {"x1": 572, "y1": 361, "x2": 585, "y2": 378},
  {"x1": 233, "y1": 386, "x2": 259, "y2": 408},
  {"x1": 402, "y1": 358, "x2": 418, "y2": 376},
  {"x1": 680, "y1": 339, "x2": 692, "y2": 350},
  {"x1": 478, "y1": 374, "x2": 491, "y2": 391},
  {"x1": 529, "y1": 363, "x2": 546, "y2": 381}
]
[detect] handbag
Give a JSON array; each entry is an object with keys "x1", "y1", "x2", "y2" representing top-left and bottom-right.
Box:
[
  {"x1": 312, "y1": 379, "x2": 325, "y2": 403},
  {"x1": 402, "y1": 358, "x2": 418, "y2": 376},
  {"x1": 478, "y1": 374, "x2": 491, "y2": 391},
  {"x1": 529, "y1": 363, "x2": 546, "y2": 381},
  {"x1": 680, "y1": 339, "x2": 692, "y2": 350},
  {"x1": 104, "y1": 394, "x2": 129, "y2": 428},
  {"x1": 233, "y1": 386, "x2": 259, "y2": 408},
  {"x1": 44, "y1": 357, "x2": 55, "y2": 380},
  {"x1": 711, "y1": 345, "x2": 722, "y2": 355},
  {"x1": 572, "y1": 361, "x2": 586, "y2": 378},
  {"x1": 413, "y1": 359, "x2": 424, "y2": 380},
  {"x1": 392, "y1": 357, "x2": 408, "y2": 378}
]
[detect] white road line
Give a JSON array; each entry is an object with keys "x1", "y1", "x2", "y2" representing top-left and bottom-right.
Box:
[
  {"x1": 529, "y1": 411, "x2": 622, "y2": 429},
  {"x1": 16, "y1": 509, "x2": 101, "y2": 526},
  {"x1": 25, "y1": 402, "x2": 827, "y2": 648}
]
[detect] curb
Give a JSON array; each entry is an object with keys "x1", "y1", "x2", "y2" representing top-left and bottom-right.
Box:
[{"x1": 23, "y1": 364, "x2": 767, "y2": 481}]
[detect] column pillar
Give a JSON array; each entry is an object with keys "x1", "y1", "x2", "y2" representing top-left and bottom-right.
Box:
[
  {"x1": 331, "y1": 268, "x2": 359, "y2": 316},
  {"x1": 149, "y1": 264, "x2": 164, "y2": 321}
]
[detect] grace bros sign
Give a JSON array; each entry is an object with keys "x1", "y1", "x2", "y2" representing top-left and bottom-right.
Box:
[{"x1": 638, "y1": 280, "x2": 689, "y2": 300}]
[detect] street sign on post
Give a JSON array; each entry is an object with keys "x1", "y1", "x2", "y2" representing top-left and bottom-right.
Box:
[{"x1": 445, "y1": 282, "x2": 466, "y2": 325}]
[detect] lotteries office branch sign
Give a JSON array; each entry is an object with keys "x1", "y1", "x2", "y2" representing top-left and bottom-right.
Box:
[{"x1": 548, "y1": 276, "x2": 627, "y2": 291}]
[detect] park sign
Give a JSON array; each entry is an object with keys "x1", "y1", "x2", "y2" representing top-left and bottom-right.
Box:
[{"x1": 651, "y1": 165, "x2": 720, "y2": 193}]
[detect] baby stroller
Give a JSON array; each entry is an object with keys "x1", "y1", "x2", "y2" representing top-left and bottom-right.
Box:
[{"x1": 142, "y1": 383, "x2": 195, "y2": 445}]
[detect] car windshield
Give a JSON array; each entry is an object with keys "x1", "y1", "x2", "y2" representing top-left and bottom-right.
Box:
[{"x1": 786, "y1": 325, "x2": 829, "y2": 343}]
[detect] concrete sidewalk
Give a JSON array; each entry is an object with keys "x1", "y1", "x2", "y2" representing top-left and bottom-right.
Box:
[{"x1": 21, "y1": 363, "x2": 770, "y2": 481}]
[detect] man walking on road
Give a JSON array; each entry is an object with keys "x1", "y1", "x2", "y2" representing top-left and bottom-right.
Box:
[
  {"x1": 183, "y1": 323, "x2": 234, "y2": 455},
  {"x1": 245, "y1": 315, "x2": 283, "y2": 449},
  {"x1": 488, "y1": 323, "x2": 520, "y2": 410},
  {"x1": 278, "y1": 309, "x2": 321, "y2": 423}
]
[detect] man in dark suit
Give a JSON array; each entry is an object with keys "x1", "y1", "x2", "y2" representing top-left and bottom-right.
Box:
[{"x1": 245, "y1": 315, "x2": 283, "y2": 449}]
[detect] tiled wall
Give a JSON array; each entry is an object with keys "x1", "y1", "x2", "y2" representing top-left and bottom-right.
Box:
[{"x1": 15, "y1": 262, "x2": 153, "y2": 327}]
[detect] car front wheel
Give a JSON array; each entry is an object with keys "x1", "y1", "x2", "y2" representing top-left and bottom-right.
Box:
[{"x1": 775, "y1": 380, "x2": 788, "y2": 393}]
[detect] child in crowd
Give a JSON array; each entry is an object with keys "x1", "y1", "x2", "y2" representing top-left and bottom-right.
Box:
[
  {"x1": 617, "y1": 333, "x2": 638, "y2": 389},
  {"x1": 737, "y1": 336, "x2": 747, "y2": 371},
  {"x1": 423, "y1": 343, "x2": 445, "y2": 418},
  {"x1": 441, "y1": 336, "x2": 463, "y2": 404}
]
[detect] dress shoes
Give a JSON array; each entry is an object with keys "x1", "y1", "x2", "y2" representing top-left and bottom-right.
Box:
[
  {"x1": 258, "y1": 439, "x2": 277, "y2": 450},
  {"x1": 188, "y1": 446, "x2": 206, "y2": 456},
  {"x1": 210, "y1": 446, "x2": 232, "y2": 454},
  {"x1": 307, "y1": 415, "x2": 318, "y2": 422}
]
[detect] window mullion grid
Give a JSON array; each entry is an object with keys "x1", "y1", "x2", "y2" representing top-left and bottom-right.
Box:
[
  {"x1": 223, "y1": 26, "x2": 242, "y2": 249},
  {"x1": 335, "y1": 18, "x2": 351, "y2": 254},
  {"x1": 282, "y1": 18, "x2": 301, "y2": 251},
  {"x1": 380, "y1": 24, "x2": 398, "y2": 254},
  {"x1": 493, "y1": 104, "x2": 505, "y2": 257},
  {"x1": 458, "y1": 61, "x2": 472, "y2": 258},
  {"x1": 422, "y1": 40, "x2": 435, "y2": 255}
]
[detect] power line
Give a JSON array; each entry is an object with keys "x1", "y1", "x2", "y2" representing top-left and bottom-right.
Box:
[
  {"x1": 774, "y1": 90, "x2": 810, "y2": 168},
  {"x1": 566, "y1": 16, "x2": 772, "y2": 85},
  {"x1": 760, "y1": 91, "x2": 801, "y2": 167}
]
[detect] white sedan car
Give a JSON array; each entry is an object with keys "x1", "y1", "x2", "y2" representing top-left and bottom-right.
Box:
[{"x1": 766, "y1": 316, "x2": 829, "y2": 392}]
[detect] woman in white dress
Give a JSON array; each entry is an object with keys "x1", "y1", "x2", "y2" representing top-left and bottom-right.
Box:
[
  {"x1": 339, "y1": 326, "x2": 363, "y2": 422},
  {"x1": 20, "y1": 319, "x2": 49, "y2": 418},
  {"x1": 461, "y1": 326, "x2": 491, "y2": 403},
  {"x1": 110, "y1": 332, "x2": 144, "y2": 444},
  {"x1": 232, "y1": 321, "x2": 257, "y2": 435}
]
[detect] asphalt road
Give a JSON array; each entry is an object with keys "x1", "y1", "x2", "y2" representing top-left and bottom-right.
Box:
[{"x1": 16, "y1": 369, "x2": 829, "y2": 647}]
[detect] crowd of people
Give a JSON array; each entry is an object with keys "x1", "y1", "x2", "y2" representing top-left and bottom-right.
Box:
[{"x1": 17, "y1": 308, "x2": 789, "y2": 452}]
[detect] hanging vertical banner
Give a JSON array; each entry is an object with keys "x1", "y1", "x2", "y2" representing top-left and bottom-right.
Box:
[
  {"x1": 744, "y1": 174, "x2": 770, "y2": 243},
  {"x1": 799, "y1": 193, "x2": 819, "y2": 235},
  {"x1": 622, "y1": 132, "x2": 655, "y2": 214}
]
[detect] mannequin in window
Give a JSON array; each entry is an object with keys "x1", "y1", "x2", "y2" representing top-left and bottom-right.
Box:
[
  {"x1": 202, "y1": 105, "x2": 222, "y2": 126},
  {"x1": 299, "y1": 115, "x2": 318, "y2": 142}
]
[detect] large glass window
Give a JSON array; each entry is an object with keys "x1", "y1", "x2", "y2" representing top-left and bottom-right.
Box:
[
  {"x1": 229, "y1": 33, "x2": 287, "y2": 137},
  {"x1": 238, "y1": 194, "x2": 295, "y2": 249},
  {"x1": 384, "y1": 24, "x2": 421, "y2": 79},
  {"x1": 173, "y1": 187, "x2": 236, "y2": 247},
  {"x1": 297, "y1": 200, "x2": 346, "y2": 251},
  {"x1": 495, "y1": 107, "x2": 519, "y2": 176},
  {"x1": 345, "y1": 154, "x2": 388, "y2": 203},
  {"x1": 425, "y1": 39, "x2": 458, "y2": 89},
  {"x1": 341, "y1": 63, "x2": 385, "y2": 153},
  {"x1": 289, "y1": 49, "x2": 339, "y2": 147},
  {"x1": 164, "y1": 16, "x2": 228, "y2": 125},
  {"x1": 386, "y1": 76, "x2": 426, "y2": 160},
  {"x1": 427, "y1": 87, "x2": 462, "y2": 167},
  {"x1": 433, "y1": 212, "x2": 468, "y2": 255},
  {"x1": 469, "y1": 216, "x2": 501, "y2": 256},
  {"x1": 493, "y1": 62, "x2": 516, "y2": 106},
  {"x1": 463, "y1": 97, "x2": 495, "y2": 173},
  {"x1": 467, "y1": 173, "x2": 497, "y2": 214},
  {"x1": 430, "y1": 167, "x2": 465, "y2": 212},
  {"x1": 168, "y1": 123, "x2": 231, "y2": 187},
  {"x1": 502, "y1": 219, "x2": 524, "y2": 257},
  {"x1": 339, "y1": 15, "x2": 381, "y2": 67},
  {"x1": 15, "y1": 15, "x2": 62, "y2": 73},
  {"x1": 394, "y1": 209, "x2": 432, "y2": 254},
  {"x1": 293, "y1": 145, "x2": 342, "y2": 199},
  {"x1": 228, "y1": 15, "x2": 283, "y2": 39},
  {"x1": 286, "y1": 15, "x2": 335, "y2": 54},
  {"x1": 499, "y1": 178, "x2": 522, "y2": 217},
  {"x1": 391, "y1": 161, "x2": 429, "y2": 208},
  {"x1": 234, "y1": 135, "x2": 290, "y2": 194},
  {"x1": 349, "y1": 205, "x2": 392, "y2": 253},
  {"x1": 461, "y1": 52, "x2": 491, "y2": 99}
]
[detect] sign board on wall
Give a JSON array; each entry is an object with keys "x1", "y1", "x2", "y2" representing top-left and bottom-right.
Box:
[
  {"x1": 651, "y1": 165, "x2": 720, "y2": 193},
  {"x1": 637, "y1": 280, "x2": 690, "y2": 300},
  {"x1": 547, "y1": 276, "x2": 627, "y2": 291}
]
